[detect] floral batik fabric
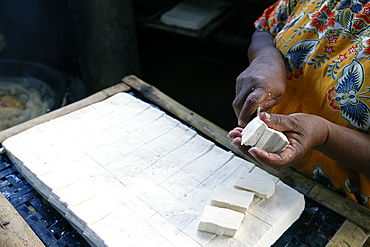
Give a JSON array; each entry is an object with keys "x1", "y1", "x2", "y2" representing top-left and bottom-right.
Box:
[{"x1": 254, "y1": 0, "x2": 370, "y2": 207}]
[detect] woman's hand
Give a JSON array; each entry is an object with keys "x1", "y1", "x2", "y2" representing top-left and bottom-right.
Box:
[
  {"x1": 230, "y1": 112, "x2": 370, "y2": 177},
  {"x1": 228, "y1": 112, "x2": 329, "y2": 169},
  {"x1": 233, "y1": 31, "x2": 287, "y2": 127}
]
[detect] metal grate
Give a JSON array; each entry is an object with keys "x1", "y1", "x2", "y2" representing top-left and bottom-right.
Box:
[{"x1": 0, "y1": 152, "x2": 90, "y2": 247}]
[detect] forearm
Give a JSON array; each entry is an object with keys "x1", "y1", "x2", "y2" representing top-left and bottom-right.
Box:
[
  {"x1": 234, "y1": 30, "x2": 287, "y2": 125},
  {"x1": 315, "y1": 118, "x2": 370, "y2": 177},
  {"x1": 248, "y1": 30, "x2": 285, "y2": 67}
]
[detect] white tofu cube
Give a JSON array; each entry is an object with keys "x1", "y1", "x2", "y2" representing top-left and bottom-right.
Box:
[
  {"x1": 198, "y1": 205, "x2": 244, "y2": 237},
  {"x1": 241, "y1": 116, "x2": 267, "y2": 146},
  {"x1": 211, "y1": 185, "x2": 254, "y2": 213},
  {"x1": 233, "y1": 169, "x2": 276, "y2": 199},
  {"x1": 256, "y1": 127, "x2": 289, "y2": 154}
]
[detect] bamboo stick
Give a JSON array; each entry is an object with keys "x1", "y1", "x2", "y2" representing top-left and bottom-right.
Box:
[
  {"x1": 0, "y1": 193, "x2": 45, "y2": 247},
  {"x1": 326, "y1": 220, "x2": 368, "y2": 247},
  {"x1": 0, "y1": 34, "x2": 6, "y2": 52}
]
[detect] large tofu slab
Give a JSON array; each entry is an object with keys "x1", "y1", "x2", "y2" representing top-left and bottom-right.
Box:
[
  {"x1": 211, "y1": 185, "x2": 254, "y2": 213},
  {"x1": 248, "y1": 181, "x2": 305, "y2": 241},
  {"x1": 198, "y1": 205, "x2": 244, "y2": 237},
  {"x1": 2, "y1": 92, "x2": 304, "y2": 247}
]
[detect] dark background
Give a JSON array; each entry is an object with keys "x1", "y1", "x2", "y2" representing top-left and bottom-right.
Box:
[{"x1": 0, "y1": 0, "x2": 274, "y2": 131}]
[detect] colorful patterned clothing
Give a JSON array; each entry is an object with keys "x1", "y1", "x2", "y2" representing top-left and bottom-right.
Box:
[{"x1": 255, "y1": 0, "x2": 370, "y2": 207}]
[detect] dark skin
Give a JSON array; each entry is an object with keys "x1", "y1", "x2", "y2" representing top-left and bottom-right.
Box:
[
  {"x1": 229, "y1": 30, "x2": 370, "y2": 177},
  {"x1": 233, "y1": 30, "x2": 286, "y2": 127}
]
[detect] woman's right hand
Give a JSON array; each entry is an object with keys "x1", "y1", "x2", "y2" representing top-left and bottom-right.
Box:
[{"x1": 233, "y1": 31, "x2": 287, "y2": 127}]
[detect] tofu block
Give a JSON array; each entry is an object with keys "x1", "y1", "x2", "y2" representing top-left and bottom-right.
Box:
[
  {"x1": 248, "y1": 180, "x2": 305, "y2": 241},
  {"x1": 241, "y1": 116, "x2": 267, "y2": 147},
  {"x1": 160, "y1": 0, "x2": 231, "y2": 30},
  {"x1": 256, "y1": 127, "x2": 289, "y2": 154},
  {"x1": 198, "y1": 205, "x2": 244, "y2": 237},
  {"x1": 233, "y1": 169, "x2": 275, "y2": 199},
  {"x1": 211, "y1": 185, "x2": 254, "y2": 213},
  {"x1": 241, "y1": 116, "x2": 289, "y2": 154}
]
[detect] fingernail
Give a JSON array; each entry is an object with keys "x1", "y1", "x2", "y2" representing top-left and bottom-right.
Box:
[
  {"x1": 265, "y1": 112, "x2": 270, "y2": 119},
  {"x1": 248, "y1": 147, "x2": 256, "y2": 156}
]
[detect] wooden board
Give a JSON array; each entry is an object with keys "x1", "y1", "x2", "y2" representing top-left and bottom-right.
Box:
[
  {"x1": 0, "y1": 33, "x2": 5, "y2": 52},
  {"x1": 326, "y1": 220, "x2": 368, "y2": 247},
  {"x1": 0, "y1": 192, "x2": 45, "y2": 247}
]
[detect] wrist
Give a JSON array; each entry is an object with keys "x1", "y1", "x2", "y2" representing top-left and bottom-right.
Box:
[
  {"x1": 249, "y1": 45, "x2": 283, "y2": 64},
  {"x1": 312, "y1": 116, "x2": 330, "y2": 150},
  {"x1": 249, "y1": 49, "x2": 287, "y2": 82}
]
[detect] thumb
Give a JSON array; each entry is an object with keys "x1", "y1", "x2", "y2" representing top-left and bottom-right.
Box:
[{"x1": 259, "y1": 111, "x2": 290, "y2": 132}]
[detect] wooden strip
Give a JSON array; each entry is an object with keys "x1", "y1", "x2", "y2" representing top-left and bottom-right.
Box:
[
  {"x1": 122, "y1": 75, "x2": 370, "y2": 239},
  {"x1": 326, "y1": 219, "x2": 369, "y2": 247},
  {"x1": 0, "y1": 34, "x2": 5, "y2": 52},
  {"x1": 0, "y1": 83, "x2": 130, "y2": 143},
  {"x1": 0, "y1": 193, "x2": 45, "y2": 247}
]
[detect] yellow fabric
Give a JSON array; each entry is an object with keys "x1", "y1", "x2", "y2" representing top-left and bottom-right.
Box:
[{"x1": 255, "y1": 0, "x2": 370, "y2": 206}]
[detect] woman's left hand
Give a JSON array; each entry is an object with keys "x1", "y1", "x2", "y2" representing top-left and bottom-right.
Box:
[{"x1": 228, "y1": 112, "x2": 328, "y2": 169}]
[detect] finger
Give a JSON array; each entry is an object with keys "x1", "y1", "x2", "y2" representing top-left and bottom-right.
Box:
[
  {"x1": 237, "y1": 90, "x2": 263, "y2": 126},
  {"x1": 233, "y1": 85, "x2": 253, "y2": 118},
  {"x1": 261, "y1": 95, "x2": 283, "y2": 113},
  {"x1": 248, "y1": 145, "x2": 296, "y2": 168},
  {"x1": 230, "y1": 137, "x2": 259, "y2": 163},
  {"x1": 230, "y1": 136, "x2": 251, "y2": 153},
  {"x1": 259, "y1": 111, "x2": 294, "y2": 132},
  {"x1": 248, "y1": 147, "x2": 283, "y2": 168},
  {"x1": 227, "y1": 128, "x2": 243, "y2": 138}
]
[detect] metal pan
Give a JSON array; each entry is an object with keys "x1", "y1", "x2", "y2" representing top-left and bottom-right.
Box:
[{"x1": 0, "y1": 59, "x2": 67, "y2": 110}]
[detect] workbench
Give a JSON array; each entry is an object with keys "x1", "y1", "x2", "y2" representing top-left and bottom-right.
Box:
[{"x1": 0, "y1": 75, "x2": 368, "y2": 246}]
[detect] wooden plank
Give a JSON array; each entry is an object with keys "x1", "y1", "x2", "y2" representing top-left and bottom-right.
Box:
[
  {"x1": 0, "y1": 34, "x2": 5, "y2": 52},
  {"x1": 0, "y1": 83, "x2": 130, "y2": 143},
  {"x1": 0, "y1": 193, "x2": 45, "y2": 247},
  {"x1": 122, "y1": 75, "x2": 370, "y2": 245},
  {"x1": 326, "y1": 219, "x2": 369, "y2": 247}
]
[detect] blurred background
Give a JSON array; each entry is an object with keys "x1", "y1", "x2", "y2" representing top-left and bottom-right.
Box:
[{"x1": 0, "y1": 0, "x2": 275, "y2": 131}]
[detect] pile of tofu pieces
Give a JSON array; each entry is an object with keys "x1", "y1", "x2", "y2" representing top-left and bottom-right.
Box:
[
  {"x1": 198, "y1": 167, "x2": 276, "y2": 237},
  {"x1": 198, "y1": 116, "x2": 296, "y2": 241}
]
